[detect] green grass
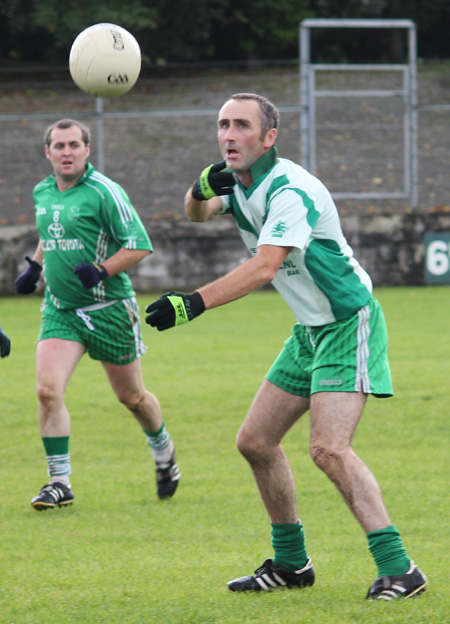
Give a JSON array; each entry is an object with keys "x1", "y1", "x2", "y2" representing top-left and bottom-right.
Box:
[{"x1": 0, "y1": 287, "x2": 448, "y2": 623}]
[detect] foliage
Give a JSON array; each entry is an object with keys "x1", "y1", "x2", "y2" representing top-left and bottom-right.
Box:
[
  {"x1": 0, "y1": 0, "x2": 449, "y2": 63},
  {"x1": 0, "y1": 0, "x2": 157, "y2": 62},
  {"x1": 209, "y1": 0, "x2": 312, "y2": 62},
  {"x1": 307, "y1": 0, "x2": 450, "y2": 62}
]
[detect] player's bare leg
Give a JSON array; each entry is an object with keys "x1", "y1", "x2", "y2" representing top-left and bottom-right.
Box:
[
  {"x1": 103, "y1": 358, "x2": 180, "y2": 498},
  {"x1": 309, "y1": 391, "x2": 391, "y2": 533},
  {"x1": 36, "y1": 338, "x2": 85, "y2": 436},
  {"x1": 228, "y1": 380, "x2": 314, "y2": 592},
  {"x1": 236, "y1": 379, "x2": 310, "y2": 524},
  {"x1": 32, "y1": 338, "x2": 85, "y2": 509},
  {"x1": 102, "y1": 358, "x2": 163, "y2": 432},
  {"x1": 309, "y1": 391, "x2": 428, "y2": 599}
]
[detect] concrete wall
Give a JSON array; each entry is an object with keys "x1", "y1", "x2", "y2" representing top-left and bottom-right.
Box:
[{"x1": 2, "y1": 212, "x2": 450, "y2": 295}]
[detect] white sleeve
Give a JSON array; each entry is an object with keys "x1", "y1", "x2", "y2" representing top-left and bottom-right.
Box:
[{"x1": 257, "y1": 188, "x2": 319, "y2": 251}]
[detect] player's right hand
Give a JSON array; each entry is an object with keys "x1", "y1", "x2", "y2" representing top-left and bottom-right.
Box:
[
  {"x1": 14, "y1": 256, "x2": 42, "y2": 294},
  {"x1": 191, "y1": 160, "x2": 236, "y2": 200},
  {"x1": 0, "y1": 327, "x2": 11, "y2": 358},
  {"x1": 145, "y1": 291, "x2": 205, "y2": 331}
]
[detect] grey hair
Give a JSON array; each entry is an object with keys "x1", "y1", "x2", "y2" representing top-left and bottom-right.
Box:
[{"x1": 229, "y1": 93, "x2": 280, "y2": 138}]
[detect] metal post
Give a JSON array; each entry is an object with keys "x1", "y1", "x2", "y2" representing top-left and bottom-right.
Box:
[
  {"x1": 403, "y1": 66, "x2": 411, "y2": 197},
  {"x1": 95, "y1": 97, "x2": 105, "y2": 173},
  {"x1": 298, "y1": 18, "x2": 418, "y2": 207},
  {"x1": 299, "y1": 23, "x2": 311, "y2": 169},
  {"x1": 309, "y1": 67, "x2": 316, "y2": 173},
  {"x1": 409, "y1": 25, "x2": 419, "y2": 208}
]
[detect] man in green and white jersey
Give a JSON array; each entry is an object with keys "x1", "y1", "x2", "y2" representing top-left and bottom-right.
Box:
[
  {"x1": 145, "y1": 94, "x2": 426, "y2": 600},
  {"x1": 15, "y1": 119, "x2": 180, "y2": 509}
]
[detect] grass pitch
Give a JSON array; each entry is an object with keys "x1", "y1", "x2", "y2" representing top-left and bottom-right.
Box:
[{"x1": 0, "y1": 287, "x2": 448, "y2": 623}]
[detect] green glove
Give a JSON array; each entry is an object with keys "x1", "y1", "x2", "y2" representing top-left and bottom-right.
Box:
[
  {"x1": 191, "y1": 160, "x2": 236, "y2": 200},
  {"x1": 145, "y1": 291, "x2": 205, "y2": 331}
]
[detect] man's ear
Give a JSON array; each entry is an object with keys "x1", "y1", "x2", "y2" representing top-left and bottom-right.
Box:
[{"x1": 263, "y1": 128, "x2": 277, "y2": 151}]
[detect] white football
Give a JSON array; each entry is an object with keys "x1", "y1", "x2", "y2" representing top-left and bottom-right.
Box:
[{"x1": 69, "y1": 23, "x2": 141, "y2": 98}]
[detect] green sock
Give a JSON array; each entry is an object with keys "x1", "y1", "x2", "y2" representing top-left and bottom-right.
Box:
[
  {"x1": 367, "y1": 525, "x2": 410, "y2": 576},
  {"x1": 271, "y1": 521, "x2": 308, "y2": 571},
  {"x1": 42, "y1": 436, "x2": 71, "y2": 481}
]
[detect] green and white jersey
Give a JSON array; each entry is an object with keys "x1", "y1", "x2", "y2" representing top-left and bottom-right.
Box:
[
  {"x1": 220, "y1": 147, "x2": 372, "y2": 326},
  {"x1": 34, "y1": 162, "x2": 152, "y2": 310}
]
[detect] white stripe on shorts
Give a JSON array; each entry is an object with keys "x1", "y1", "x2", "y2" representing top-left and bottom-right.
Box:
[
  {"x1": 122, "y1": 297, "x2": 148, "y2": 358},
  {"x1": 355, "y1": 305, "x2": 371, "y2": 393}
]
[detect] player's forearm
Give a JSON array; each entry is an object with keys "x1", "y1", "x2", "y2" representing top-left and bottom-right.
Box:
[
  {"x1": 33, "y1": 240, "x2": 44, "y2": 266},
  {"x1": 198, "y1": 252, "x2": 279, "y2": 310},
  {"x1": 101, "y1": 248, "x2": 150, "y2": 277},
  {"x1": 199, "y1": 244, "x2": 292, "y2": 310},
  {"x1": 185, "y1": 188, "x2": 221, "y2": 222}
]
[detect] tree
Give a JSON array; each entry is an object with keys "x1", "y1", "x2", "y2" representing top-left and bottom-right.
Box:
[{"x1": 0, "y1": 0, "x2": 449, "y2": 64}]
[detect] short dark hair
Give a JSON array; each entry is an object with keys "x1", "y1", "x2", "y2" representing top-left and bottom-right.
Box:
[
  {"x1": 229, "y1": 93, "x2": 280, "y2": 138},
  {"x1": 44, "y1": 119, "x2": 90, "y2": 147}
]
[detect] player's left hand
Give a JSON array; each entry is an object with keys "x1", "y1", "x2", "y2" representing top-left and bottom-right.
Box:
[
  {"x1": 145, "y1": 291, "x2": 205, "y2": 331},
  {"x1": 191, "y1": 160, "x2": 236, "y2": 200},
  {"x1": 0, "y1": 327, "x2": 11, "y2": 358},
  {"x1": 73, "y1": 262, "x2": 108, "y2": 289}
]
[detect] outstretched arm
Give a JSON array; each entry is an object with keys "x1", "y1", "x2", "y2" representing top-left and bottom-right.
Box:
[
  {"x1": 198, "y1": 244, "x2": 291, "y2": 309},
  {"x1": 145, "y1": 244, "x2": 292, "y2": 331}
]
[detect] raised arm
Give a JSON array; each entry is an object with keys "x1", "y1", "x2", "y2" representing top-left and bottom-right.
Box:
[
  {"x1": 184, "y1": 187, "x2": 223, "y2": 223},
  {"x1": 185, "y1": 159, "x2": 236, "y2": 222}
]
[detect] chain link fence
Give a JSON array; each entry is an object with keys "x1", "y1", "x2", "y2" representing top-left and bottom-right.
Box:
[{"x1": 0, "y1": 61, "x2": 449, "y2": 227}]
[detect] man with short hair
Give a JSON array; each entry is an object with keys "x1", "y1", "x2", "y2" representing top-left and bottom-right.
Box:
[
  {"x1": 15, "y1": 118, "x2": 180, "y2": 510},
  {"x1": 145, "y1": 93, "x2": 426, "y2": 600}
]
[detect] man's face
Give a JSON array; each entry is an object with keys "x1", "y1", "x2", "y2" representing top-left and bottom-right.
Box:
[
  {"x1": 45, "y1": 125, "x2": 90, "y2": 185},
  {"x1": 217, "y1": 99, "x2": 276, "y2": 178}
]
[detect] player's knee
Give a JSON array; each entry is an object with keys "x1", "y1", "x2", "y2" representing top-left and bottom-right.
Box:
[
  {"x1": 236, "y1": 427, "x2": 266, "y2": 463},
  {"x1": 118, "y1": 389, "x2": 145, "y2": 412},
  {"x1": 310, "y1": 443, "x2": 343, "y2": 474},
  {"x1": 36, "y1": 380, "x2": 59, "y2": 407}
]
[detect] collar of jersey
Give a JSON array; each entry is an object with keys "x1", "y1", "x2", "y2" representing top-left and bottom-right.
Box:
[
  {"x1": 51, "y1": 162, "x2": 93, "y2": 188},
  {"x1": 82, "y1": 162, "x2": 94, "y2": 180},
  {"x1": 236, "y1": 146, "x2": 278, "y2": 198}
]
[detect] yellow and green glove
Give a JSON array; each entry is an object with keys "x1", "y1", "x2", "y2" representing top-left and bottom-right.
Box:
[
  {"x1": 145, "y1": 291, "x2": 205, "y2": 331},
  {"x1": 191, "y1": 160, "x2": 236, "y2": 200}
]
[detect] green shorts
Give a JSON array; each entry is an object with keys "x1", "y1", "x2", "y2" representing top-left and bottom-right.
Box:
[
  {"x1": 266, "y1": 297, "x2": 393, "y2": 398},
  {"x1": 38, "y1": 298, "x2": 147, "y2": 365}
]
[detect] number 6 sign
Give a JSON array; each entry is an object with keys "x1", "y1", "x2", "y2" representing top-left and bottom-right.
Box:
[{"x1": 425, "y1": 233, "x2": 450, "y2": 284}]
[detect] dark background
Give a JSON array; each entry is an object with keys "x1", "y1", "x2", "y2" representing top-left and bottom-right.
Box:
[{"x1": 1, "y1": 0, "x2": 449, "y2": 66}]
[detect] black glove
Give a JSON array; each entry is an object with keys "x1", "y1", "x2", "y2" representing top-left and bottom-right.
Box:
[
  {"x1": 14, "y1": 256, "x2": 42, "y2": 294},
  {"x1": 73, "y1": 262, "x2": 108, "y2": 289},
  {"x1": 0, "y1": 327, "x2": 11, "y2": 358},
  {"x1": 145, "y1": 291, "x2": 205, "y2": 331},
  {"x1": 191, "y1": 160, "x2": 236, "y2": 200}
]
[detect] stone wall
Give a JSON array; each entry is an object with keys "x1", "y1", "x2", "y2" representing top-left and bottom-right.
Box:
[{"x1": 2, "y1": 212, "x2": 450, "y2": 295}]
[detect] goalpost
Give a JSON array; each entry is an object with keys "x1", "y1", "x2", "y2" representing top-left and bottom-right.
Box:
[{"x1": 299, "y1": 18, "x2": 418, "y2": 208}]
